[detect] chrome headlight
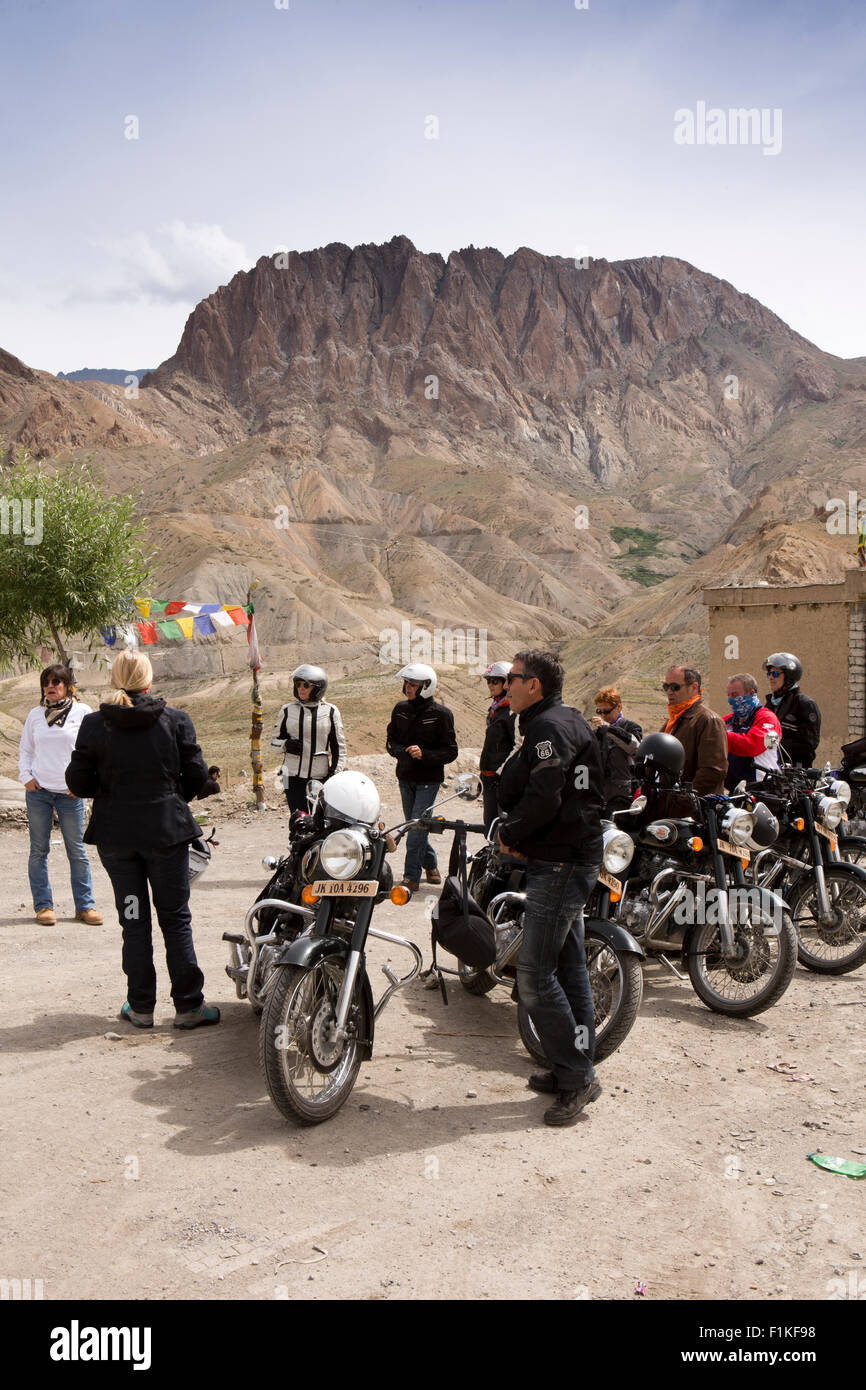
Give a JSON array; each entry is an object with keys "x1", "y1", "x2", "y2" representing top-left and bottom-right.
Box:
[
  {"x1": 319, "y1": 828, "x2": 369, "y2": 879},
  {"x1": 829, "y1": 779, "x2": 852, "y2": 806},
  {"x1": 721, "y1": 808, "x2": 756, "y2": 845},
  {"x1": 817, "y1": 796, "x2": 844, "y2": 830},
  {"x1": 602, "y1": 828, "x2": 634, "y2": 875}
]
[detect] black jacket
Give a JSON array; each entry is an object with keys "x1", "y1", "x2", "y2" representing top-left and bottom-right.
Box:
[
  {"x1": 765, "y1": 686, "x2": 821, "y2": 767},
  {"x1": 386, "y1": 695, "x2": 458, "y2": 785},
  {"x1": 480, "y1": 695, "x2": 515, "y2": 774},
  {"x1": 497, "y1": 695, "x2": 604, "y2": 862},
  {"x1": 596, "y1": 721, "x2": 639, "y2": 814},
  {"x1": 66, "y1": 694, "x2": 210, "y2": 849}
]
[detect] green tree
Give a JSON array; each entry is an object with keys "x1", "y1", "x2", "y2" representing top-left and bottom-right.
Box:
[{"x1": 0, "y1": 447, "x2": 154, "y2": 666}]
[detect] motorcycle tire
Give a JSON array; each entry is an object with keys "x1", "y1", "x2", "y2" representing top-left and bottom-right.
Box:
[
  {"x1": 259, "y1": 961, "x2": 371, "y2": 1125},
  {"x1": 687, "y1": 903, "x2": 798, "y2": 1016},
  {"x1": 516, "y1": 932, "x2": 644, "y2": 1065},
  {"x1": 838, "y1": 835, "x2": 866, "y2": 874},
  {"x1": 787, "y1": 865, "x2": 866, "y2": 974},
  {"x1": 458, "y1": 855, "x2": 504, "y2": 995}
]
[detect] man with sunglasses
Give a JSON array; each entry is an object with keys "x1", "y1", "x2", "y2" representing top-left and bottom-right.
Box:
[
  {"x1": 763, "y1": 652, "x2": 821, "y2": 767},
  {"x1": 496, "y1": 650, "x2": 605, "y2": 1126},
  {"x1": 660, "y1": 665, "x2": 727, "y2": 795}
]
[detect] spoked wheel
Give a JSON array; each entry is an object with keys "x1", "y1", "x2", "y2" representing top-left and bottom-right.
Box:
[
  {"x1": 516, "y1": 932, "x2": 644, "y2": 1065},
  {"x1": 788, "y1": 866, "x2": 866, "y2": 973},
  {"x1": 259, "y1": 961, "x2": 371, "y2": 1124},
  {"x1": 687, "y1": 902, "x2": 798, "y2": 1015},
  {"x1": 837, "y1": 836, "x2": 866, "y2": 874}
]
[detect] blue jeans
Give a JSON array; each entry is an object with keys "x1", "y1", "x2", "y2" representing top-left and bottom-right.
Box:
[
  {"x1": 98, "y1": 843, "x2": 204, "y2": 1013},
  {"x1": 26, "y1": 788, "x2": 95, "y2": 913},
  {"x1": 398, "y1": 780, "x2": 440, "y2": 882},
  {"x1": 517, "y1": 858, "x2": 599, "y2": 1092}
]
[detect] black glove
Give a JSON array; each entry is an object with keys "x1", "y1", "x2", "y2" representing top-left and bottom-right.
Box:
[{"x1": 283, "y1": 737, "x2": 302, "y2": 755}]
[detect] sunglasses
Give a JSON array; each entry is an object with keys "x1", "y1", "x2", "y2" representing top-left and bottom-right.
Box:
[
  {"x1": 506, "y1": 672, "x2": 533, "y2": 684},
  {"x1": 595, "y1": 706, "x2": 614, "y2": 715},
  {"x1": 766, "y1": 668, "x2": 783, "y2": 678},
  {"x1": 661, "y1": 682, "x2": 684, "y2": 693}
]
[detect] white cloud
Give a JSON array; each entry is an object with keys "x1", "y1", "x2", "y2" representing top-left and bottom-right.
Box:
[{"x1": 72, "y1": 221, "x2": 253, "y2": 306}]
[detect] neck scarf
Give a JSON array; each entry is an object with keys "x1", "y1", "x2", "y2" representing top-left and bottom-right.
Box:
[
  {"x1": 43, "y1": 696, "x2": 74, "y2": 728},
  {"x1": 728, "y1": 692, "x2": 761, "y2": 730},
  {"x1": 664, "y1": 693, "x2": 701, "y2": 734},
  {"x1": 489, "y1": 693, "x2": 510, "y2": 716}
]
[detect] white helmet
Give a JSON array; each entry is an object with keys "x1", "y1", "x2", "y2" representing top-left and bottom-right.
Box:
[
  {"x1": 483, "y1": 661, "x2": 512, "y2": 681},
  {"x1": 291, "y1": 664, "x2": 328, "y2": 701},
  {"x1": 397, "y1": 663, "x2": 437, "y2": 697},
  {"x1": 320, "y1": 770, "x2": 381, "y2": 827}
]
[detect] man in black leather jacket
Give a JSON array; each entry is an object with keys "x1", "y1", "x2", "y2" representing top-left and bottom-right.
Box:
[
  {"x1": 764, "y1": 653, "x2": 821, "y2": 767},
  {"x1": 496, "y1": 650, "x2": 605, "y2": 1126}
]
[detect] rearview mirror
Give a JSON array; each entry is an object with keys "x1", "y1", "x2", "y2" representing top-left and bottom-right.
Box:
[
  {"x1": 763, "y1": 730, "x2": 780, "y2": 751},
  {"x1": 456, "y1": 772, "x2": 483, "y2": 800},
  {"x1": 306, "y1": 779, "x2": 324, "y2": 811}
]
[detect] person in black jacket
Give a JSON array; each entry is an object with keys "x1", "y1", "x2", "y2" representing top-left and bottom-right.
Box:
[
  {"x1": 385, "y1": 663, "x2": 458, "y2": 890},
  {"x1": 66, "y1": 651, "x2": 220, "y2": 1031},
  {"x1": 763, "y1": 652, "x2": 821, "y2": 767},
  {"x1": 497, "y1": 650, "x2": 605, "y2": 1127},
  {"x1": 479, "y1": 661, "x2": 516, "y2": 832},
  {"x1": 590, "y1": 685, "x2": 642, "y2": 814}
]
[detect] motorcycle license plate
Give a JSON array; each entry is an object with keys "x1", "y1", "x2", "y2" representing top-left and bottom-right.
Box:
[
  {"x1": 718, "y1": 839, "x2": 750, "y2": 861},
  {"x1": 310, "y1": 880, "x2": 380, "y2": 897},
  {"x1": 815, "y1": 823, "x2": 838, "y2": 849},
  {"x1": 598, "y1": 869, "x2": 622, "y2": 894}
]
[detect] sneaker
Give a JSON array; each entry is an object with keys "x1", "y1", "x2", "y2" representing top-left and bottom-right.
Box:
[
  {"x1": 543, "y1": 1080, "x2": 602, "y2": 1127},
  {"x1": 35, "y1": 908, "x2": 56, "y2": 925},
  {"x1": 527, "y1": 1070, "x2": 557, "y2": 1094},
  {"x1": 173, "y1": 1003, "x2": 221, "y2": 1029},
  {"x1": 425, "y1": 868, "x2": 442, "y2": 885},
  {"x1": 75, "y1": 909, "x2": 104, "y2": 925},
  {"x1": 120, "y1": 1001, "x2": 154, "y2": 1029},
  {"x1": 401, "y1": 878, "x2": 420, "y2": 892}
]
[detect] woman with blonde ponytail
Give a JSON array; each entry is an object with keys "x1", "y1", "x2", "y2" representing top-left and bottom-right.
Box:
[{"x1": 66, "y1": 649, "x2": 221, "y2": 1030}]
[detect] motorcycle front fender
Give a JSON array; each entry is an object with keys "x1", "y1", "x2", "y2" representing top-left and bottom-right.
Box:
[
  {"x1": 828, "y1": 851, "x2": 866, "y2": 885},
  {"x1": 583, "y1": 917, "x2": 645, "y2": 960},
  {"x1": 272, "y1": 934, "x2": 375, "y2": 1058}
]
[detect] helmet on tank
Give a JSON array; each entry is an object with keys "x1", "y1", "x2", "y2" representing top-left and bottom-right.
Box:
[
  {"x1": 763, "y1": 653, "x2": 802, "y2": 688},
  {"x1": 483, "y1": 661, "x2": 512, "y2": 681},
  {"x1": 397, "y1": 663, "x2": 437, "y2": 698},
  {"x1": 746, "y1": 800, "x2": 780, "y2": 850},
  {"x1": 320, "y1": 770, "x2": 381, "y2": 827},
  {"x1": 634, "y1": 732, "x2": 685, "y2": 786},
  {"x1": 291, "y1": 664, "x2": 328, "y2": 701}
]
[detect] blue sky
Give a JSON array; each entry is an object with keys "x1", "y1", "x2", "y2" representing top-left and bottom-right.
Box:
[{"x1": 1, "y1": 0, "x2": 864, "y2": 371}]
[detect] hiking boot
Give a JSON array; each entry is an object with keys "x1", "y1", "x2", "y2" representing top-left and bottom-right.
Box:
[
  {"x1": 543, "y1": 1080, "x2": 602, "y2": 1127},
  {"x1": 75, "y1": 909, "x2": 104, "y2": 925},
  {"x1": 527, "y1": 1070, "x2": 557, "y2": 1094},
  {"x1": 401, "y1": 878, "x2": 420, "y2": 892},
  {"x1": 173, "y1": 1003, "x2": 221, "y2": 1029},
  {"x1": 425, "y1": 868, "x2": 442, "y2": 885},
  {"x1": 120, "y1": 1001, "x2": 154, "y2": 1029},
  {"x1": 35, "y1": 908, "x2": 56, "y2": 925}
]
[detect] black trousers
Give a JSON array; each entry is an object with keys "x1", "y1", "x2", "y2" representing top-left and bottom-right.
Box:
[
  {"x1": 284, "y1": 777, "x2": 312, "y2": 813},
  {"x1": 97, "y1": 843, "x2": 205, "y2": 1014}
]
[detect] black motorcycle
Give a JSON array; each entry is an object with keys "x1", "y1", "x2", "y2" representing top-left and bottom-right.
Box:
[
  {"x1": 747, "y1": 766, "x2": 866, "y2": 974},
  {"x1": 455, "y1": 818, "x2": 645, "y2": 1066}
]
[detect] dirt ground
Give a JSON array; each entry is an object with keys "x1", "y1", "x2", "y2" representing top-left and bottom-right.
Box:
[{"x1": 2, "y1": 773, "x2": 865, "y2": 1304}]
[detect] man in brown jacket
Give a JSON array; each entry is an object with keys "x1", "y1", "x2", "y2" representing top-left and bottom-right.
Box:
[{"x1": 661, "y1": 664, "x2": 727, "y2": 794}]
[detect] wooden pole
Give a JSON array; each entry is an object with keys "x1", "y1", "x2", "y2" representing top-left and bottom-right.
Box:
[{"x1": 246, "y1": 580, "x2": 266, "y2": 810}]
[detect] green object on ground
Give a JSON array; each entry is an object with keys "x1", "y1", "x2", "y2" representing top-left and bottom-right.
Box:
[{"x1": 807, "y1": 1152, "x2": 866, "y2": 1179}]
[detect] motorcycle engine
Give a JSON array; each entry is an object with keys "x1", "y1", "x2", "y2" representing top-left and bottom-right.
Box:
[{"x1": 622, "y1": 887, "x2": 654, "y2": 935}]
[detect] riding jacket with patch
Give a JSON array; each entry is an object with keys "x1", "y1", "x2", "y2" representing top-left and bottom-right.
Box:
[
  {"x1": 386, "y1": 694, "x2": 458, "y2": 786},
  {"x1": 496, "y1": 694, "x2": 604, "y2": 862},
  {"x1": 765, "y1": 685, "x2": 821, "y2": 767},
  {"x1": 479, "y1": 693, "x2": 516, "y2": 775},
  {"x1": 270, "y1": 698, "x2": 347, "y2": 784},
  {"x1": 724, "y1": 705, "x2": 782, "y2": 790}
]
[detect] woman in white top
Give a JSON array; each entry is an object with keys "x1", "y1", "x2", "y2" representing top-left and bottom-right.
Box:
[
  {"x1": 18, "y1": 664, "x2": 102, "y2": 925},
  {"x1": 270, "y1": 663, "x2": 347, "y2": 813}
]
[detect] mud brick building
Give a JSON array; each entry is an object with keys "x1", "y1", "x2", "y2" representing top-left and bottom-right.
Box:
[{"x1": 703, "y1": 570, "x2": 866, "y2": 765}]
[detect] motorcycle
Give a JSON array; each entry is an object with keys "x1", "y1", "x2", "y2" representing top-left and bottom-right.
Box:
[
  {"x1": 588, "y1": 784, "x2": 798, "y2": 1017},
  {"x1": 255, "y1": 771, "x2": 484, "y2": 1124},
  {"x1": 747, "y1": 765, "x2": 866, "y2": 974},
  {"x1": 456, "y1": 818, "x2": 645, "y2": 1067}
]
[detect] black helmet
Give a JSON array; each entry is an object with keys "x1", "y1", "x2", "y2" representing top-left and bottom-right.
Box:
[
  {"x1": 764, "y1": 652, "x2": 802, "y2": 688},
  {"x1": 635, "y1": 732, "x2": 685, "y2": 785},
  {"x1": 746, "y1": 800, "x2": 780, "y2": 849},
  {"x1": 291, "y1": 663, "x2": 328, "y2": 701}
]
